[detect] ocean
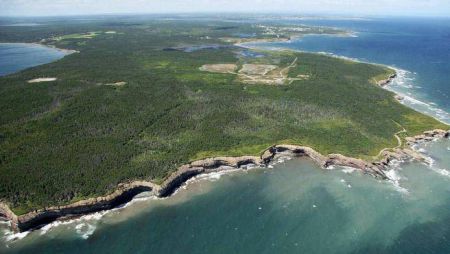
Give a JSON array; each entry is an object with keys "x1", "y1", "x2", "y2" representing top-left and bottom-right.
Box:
[
  {"x1": 249, "y1": 17, "x2": 450, "y2": 124},
  {"x1": 1, "y1": 17, "x2": 450, "y2": 254}
]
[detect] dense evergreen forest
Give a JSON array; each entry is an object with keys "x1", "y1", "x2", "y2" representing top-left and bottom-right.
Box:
[{"x1": 0, "y1": 16, "x2": 446, "y2": 214}]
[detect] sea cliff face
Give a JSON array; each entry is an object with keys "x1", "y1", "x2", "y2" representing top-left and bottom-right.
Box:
[
  {"x1": 377, "y1": 73, "x2": 397, "y2": 87},
  {"x1": 1, "y1": 129, "x2": 448, "y2": 233},
  {"x1": 0, "y1": 182, "x2": 155, "y2": 232}
]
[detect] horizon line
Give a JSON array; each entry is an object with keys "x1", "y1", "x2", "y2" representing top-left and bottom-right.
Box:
[{"x1": 1, "y1": 11, "x2": 450, "y2": 19}]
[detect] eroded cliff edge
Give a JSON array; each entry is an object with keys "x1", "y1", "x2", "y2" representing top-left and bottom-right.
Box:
[{"x1": 1, "y1": 129, "x2": 448, "y2": 233}]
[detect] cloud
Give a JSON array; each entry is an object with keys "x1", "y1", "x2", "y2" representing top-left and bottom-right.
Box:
[{"x1": 0, "y1": 0, "x2": 449, "y2": 17}]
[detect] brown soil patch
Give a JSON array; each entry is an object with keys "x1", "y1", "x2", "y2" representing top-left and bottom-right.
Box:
[
  {"x1": 199, "y1": 64, "x2": 237, "y2": 74},
  {"x1": 239, "y1": 64, "x2": 278, "y2": 76}
]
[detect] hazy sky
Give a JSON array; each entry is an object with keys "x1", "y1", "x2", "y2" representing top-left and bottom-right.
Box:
[{"x1": 1, "y1": 0, "x2": 450, "y2": 17}]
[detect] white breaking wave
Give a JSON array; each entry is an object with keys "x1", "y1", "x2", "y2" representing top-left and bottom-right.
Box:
[
  {"x1": 341, "y1": 166, "x2": 358, "y2": 174},
  {"x1": 3, "y1": 230, "x2": 30, "y2": 242},
  {"x1": 120, "y1": 192, "x2": 158, "y2": 209},
  {"x1": 386, "y1": 67, "x2": 450, "y2": 125},
  {"x1": 381, "y1": 158, "x2": 410, "y2": 194},
  {"x1": 179, "y1": 154, "x2": 294, "y2": 191},
  {"x1": 2, "y1": 192, "x2": 159, "y2": 242},
  {"x1": 412, "y1": 144, "x2": 450, "y2": 179},
  {"x1": 384, "y1": 167, "x2": 409, "y2": 194},
  {"x1": 75, "y1": 223, "x2": 96, "y2": 240},
  {"x1": 276, "y1": 156, "x2": 292, "y2": 164},
  {"x1": 244, "y1": 38, "x2": 450, "y2": 125},
  {"x1": 423, "y1": 154, "x2": 450, "y2": 178},
  {"x1": 189, "y1": 168, "x2": 240, "y2": 183},
  {"x1": 37, "y1": 210, "x2": 109, "y2": 239}
]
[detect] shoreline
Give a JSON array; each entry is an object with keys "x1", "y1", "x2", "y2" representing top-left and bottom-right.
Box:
[
  {"x1": 237, "y1": 38, "x2": 450, "y2": 126},
  {"x1": 0, "y1": 42, "x2": 78, "y2": 78},
  {"x1": 1, "y1": 126, "x2": 448, "y2": 233},
  {"x1": 1, "y1": 37, "x2": 449, "y2": 235},
  {"x1": 0, "y1": 42, "x2": 78, "y2": 55}
]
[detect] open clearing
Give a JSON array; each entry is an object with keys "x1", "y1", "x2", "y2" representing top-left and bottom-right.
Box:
[
  {"x1": 239, "y1": 64, "x2": 277, "y2": 75},
  {"x1": 103, "y1": 81, "x2": 127, "y2": 87},
  {"x1": 51, "y1": 32, "x2": 101, "y2": 41},
  {"x1": 27, "y1": 77, "x2": 57, "y2": 83},
  {"x1": 199, "y1": 64, "x2": 237, "y2": 73},
  {"x1": 200, "y1": 57, "x2": 308, "y2": 85}
]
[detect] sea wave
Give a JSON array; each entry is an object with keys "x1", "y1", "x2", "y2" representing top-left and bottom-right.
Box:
[
  {"x1": 37, "y1": 210, "x2": 109, "y2": 239},
  {"x1": 340, "y1": 166, "x2": 358, "y2": 174},
  {"x1": 411, "y1": 141, "x2": 450, "y2": 179},
  {"x1": 175, "y1": 155, "x2": 295, "y2": 195},
  {"x1": 183, "y1": 167, "x2": 241, "y2": 186},
  {"x1": 385, "y1": 170, "x2": 409, "y2": 194},
  {"x1": 75, "y1": 223, "x2": 96, "y2": 240},
  {"x1": 2, "y1": 230, "x2": 30, "y2": 242},
  {"x1": 420, "y1": 153, "x2": 450, "y2": 178},
  {"x1": 381, "y1": 67, "x2": 450, "y2": 124},
  {"x1": 1, "y1": 192, "x2": 158, "y2": 242},
  {"x1": 242, "y1": 37, "x2": 450, "y2": 125}
]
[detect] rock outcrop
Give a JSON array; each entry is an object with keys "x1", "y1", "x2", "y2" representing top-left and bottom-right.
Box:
[
  {"x1": 158, "y1": 156, "x2": 261, "y2": 197},
  {"x1": 377, "y1": 73, "x2": 397, "y2": 87},
  {"x1": 1, "y1": 129, "x2": 449, "y2": 233},
  {"x1": 1, "y1": 181, "x2": 156, "y2": 232},
  {"x1": 405, "y1": 129, "x2": 449, "y2": 145}
]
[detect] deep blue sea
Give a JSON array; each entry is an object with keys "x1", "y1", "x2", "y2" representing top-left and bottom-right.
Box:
[
  {"x1": 251, "y1": 17, "x2": 450, "y2": 123},
  {"x1": 1, "y1": 17, "x2": 450, "y2": 254}
]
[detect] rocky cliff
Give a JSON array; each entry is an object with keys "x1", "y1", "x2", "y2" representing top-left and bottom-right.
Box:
[{"x1": 1, "y1": 129, "x2": 448, "y2": 233}]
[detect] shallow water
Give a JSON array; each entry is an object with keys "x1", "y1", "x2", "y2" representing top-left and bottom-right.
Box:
[
  {"x1": 1, "y1": 139, "x2": 449, "y2": 253},
  {"x1": 0, "y1": 43, "x2": 68, "y2": 76}
]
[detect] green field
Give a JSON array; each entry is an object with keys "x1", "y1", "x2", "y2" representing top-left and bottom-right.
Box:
[{"x1": 0, "y1": 17, "x2": 447, "y2": 214}]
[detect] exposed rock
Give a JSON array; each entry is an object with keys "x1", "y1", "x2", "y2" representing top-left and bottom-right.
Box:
[
  {"x1": 1, "y1": 181, "x2": 156, "y2": 232},
  {"x1": 1, "y1": 128, "x2": 448, "y2": 233},
  {"x1": 376, "y1": 73, "x2": 397, "y2": 87},
  {"x1": 405, "y1": 129, "x2": 450, "y2": 145},
  {"x1": 159, "y1": 156, "x2": 261, "y2": 197}
]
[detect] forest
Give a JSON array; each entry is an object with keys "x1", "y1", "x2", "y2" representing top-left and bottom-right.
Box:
[{"x1": 0, "y1": 16, "x2": 446, "y2": 214}]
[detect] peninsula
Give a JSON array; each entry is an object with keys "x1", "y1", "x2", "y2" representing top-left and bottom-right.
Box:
[{"x1": 0, "y1": 17, "x2": 448, "y2": 232}]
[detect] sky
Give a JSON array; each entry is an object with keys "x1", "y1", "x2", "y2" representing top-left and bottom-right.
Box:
[{"x1": 1, "y1": 0, "x2": 450, "y2": 17}]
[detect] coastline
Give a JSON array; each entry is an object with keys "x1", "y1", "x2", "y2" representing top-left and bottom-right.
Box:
[
  {"x1": 238, "y1": 38, "x2": 450, "y2": 126},
  {"x1": 1, "y1": 125, "x2": 448, "y2": 233},
  {"x1": 0, "y1": 42, "x2": 78, "y2": 55},
  {"x1": 0, "y1": 42, "x2": 78, "y2": 78},
  {"x1": 1, "y1": 37, "x2": 449, "y2": 235}
]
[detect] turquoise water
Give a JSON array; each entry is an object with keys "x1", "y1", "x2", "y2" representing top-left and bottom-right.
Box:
[
  {"x1": 1, "y1": 17, "x2": 450, "y2": 253},
  {"x1": 0, "y1": 43, "x2": 68, "y2": 76},
  {"x1": 1, "y1": 139, "x2": 449, "y2": 253}
]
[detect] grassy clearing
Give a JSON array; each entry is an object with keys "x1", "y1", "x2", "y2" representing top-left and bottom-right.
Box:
[{"x1": 52, "y1": 31, "x2": 101, "y2": 41}]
